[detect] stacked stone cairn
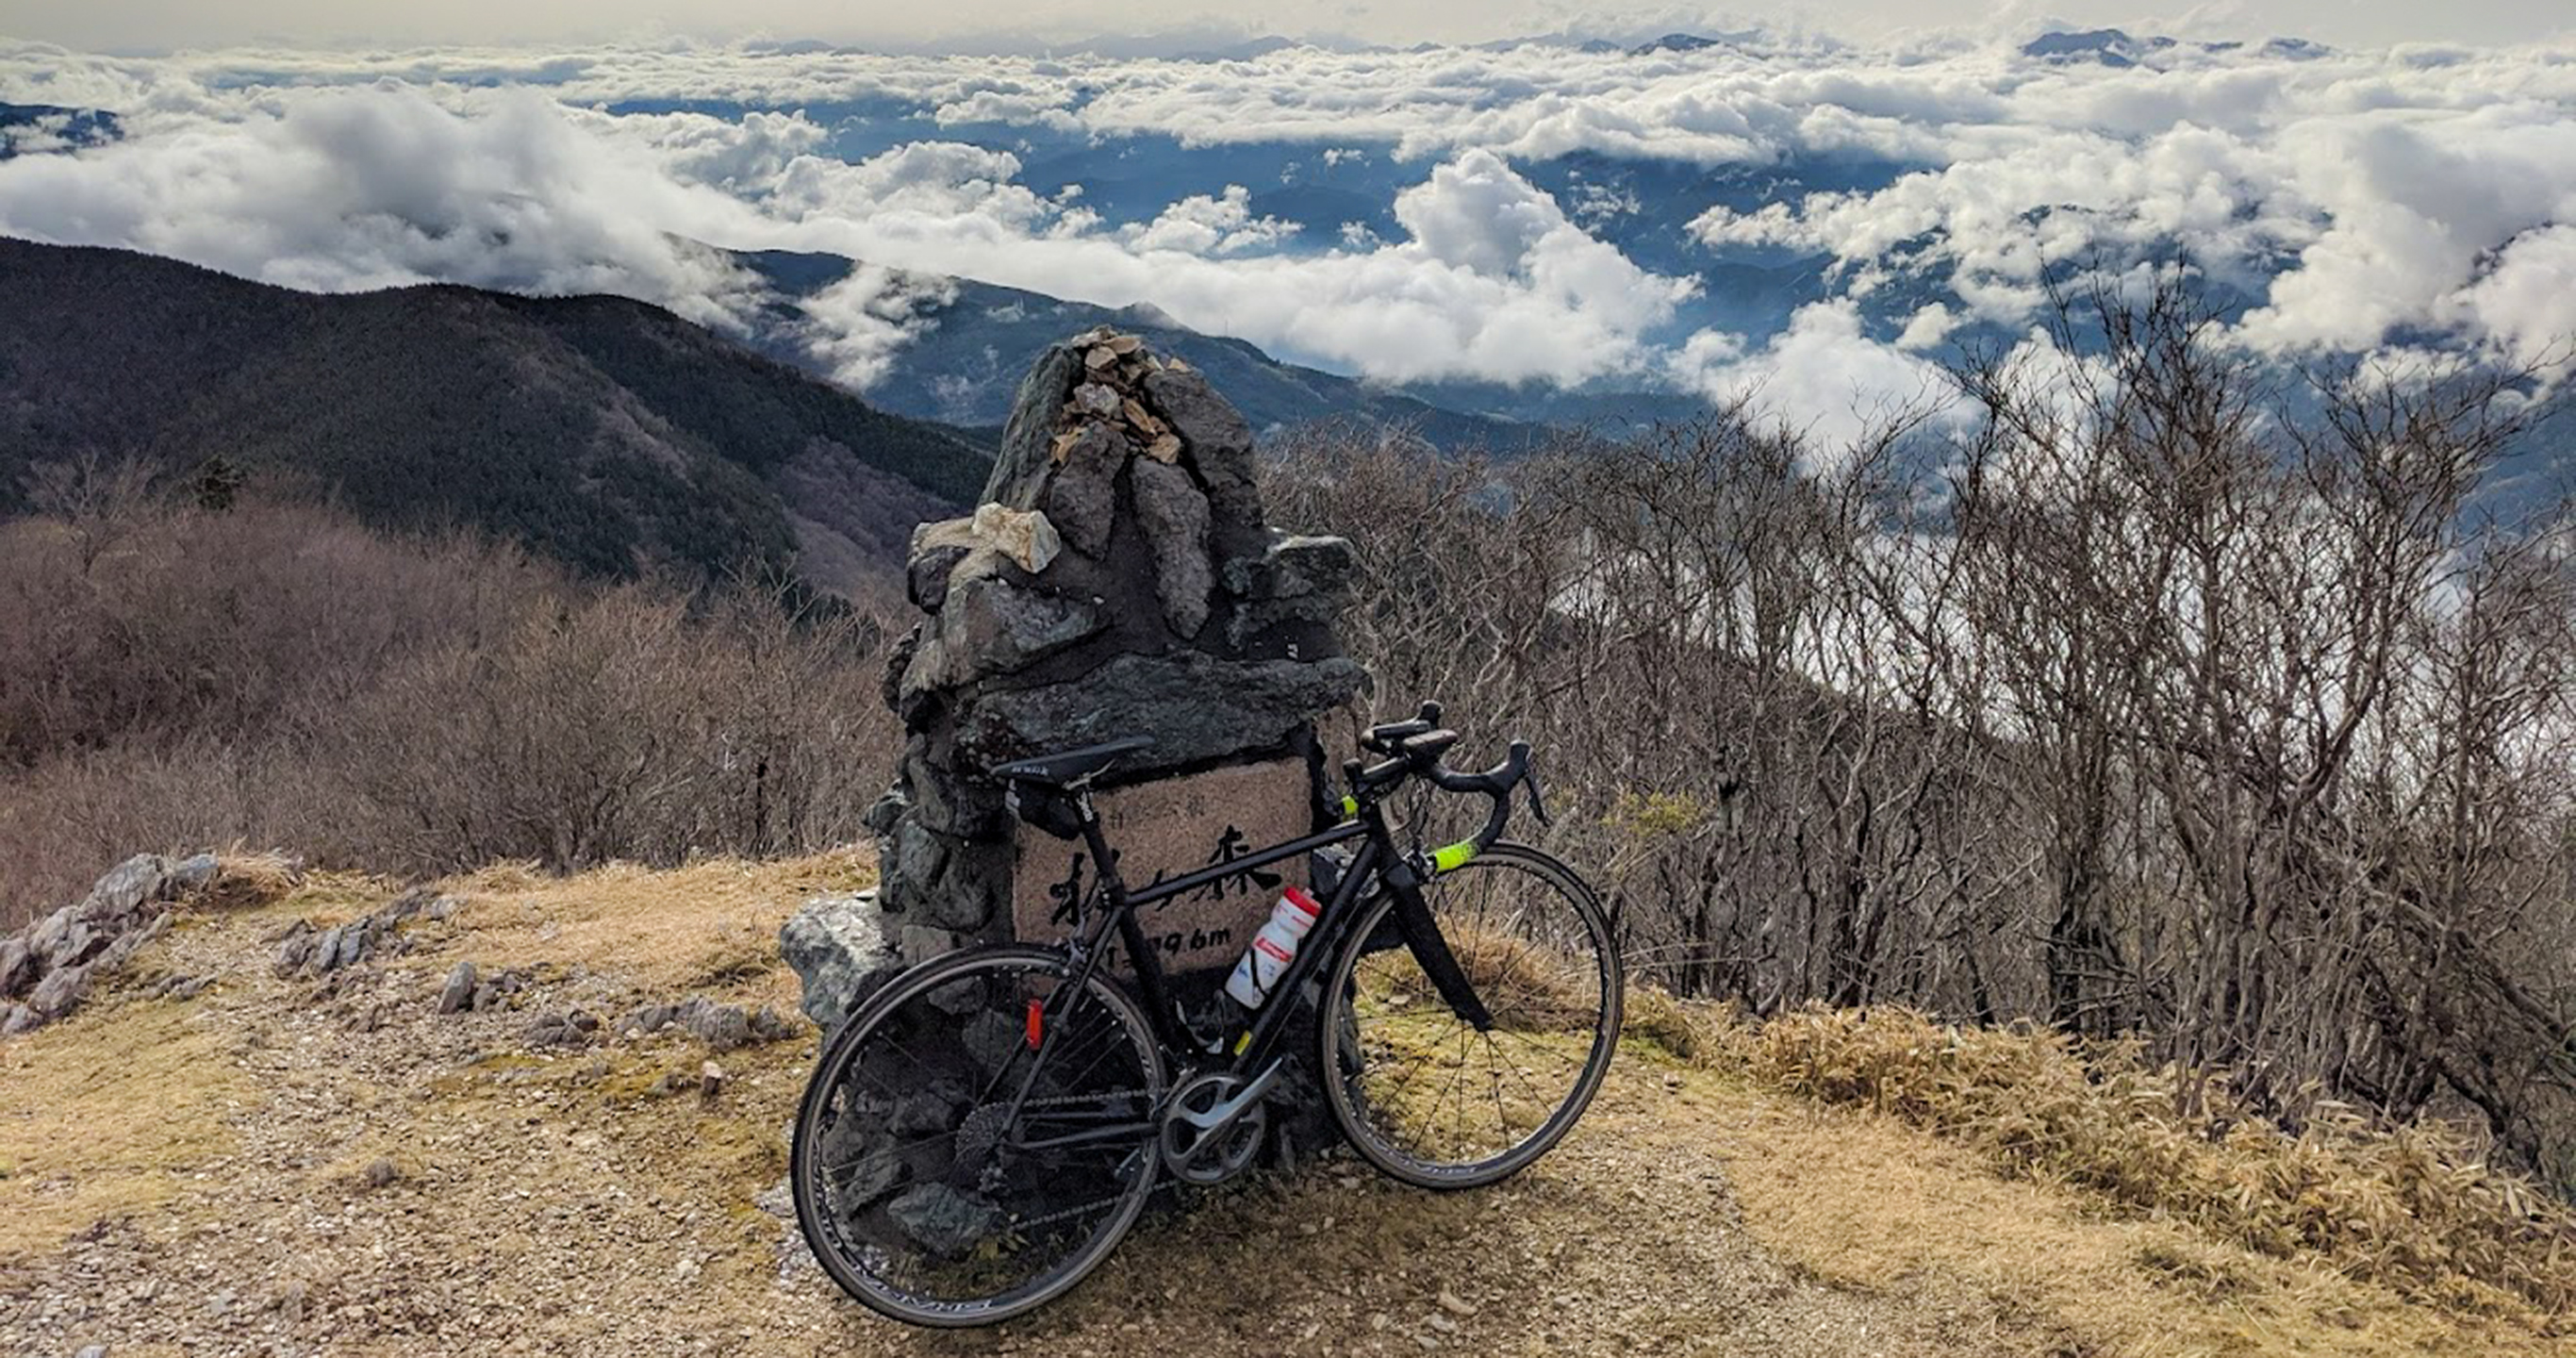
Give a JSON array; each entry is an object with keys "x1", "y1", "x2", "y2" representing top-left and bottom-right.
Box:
[{"x1": 830, "y1": 326, "x2": 1364, "y2": 1012}]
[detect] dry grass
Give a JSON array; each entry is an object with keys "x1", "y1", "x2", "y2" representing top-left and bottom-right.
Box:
[
  {"x1": 1702, "y1": 1068, "x2": 2568, "y2": 1358},
  {"x1": 434, "y1": 849, "x2": 875, "y2": 1011},
  {"x1": 202, "y1": 848, "x2": 306, "y2": 912},
  {"x1": 1733, "y1": 1005, "x2": 2576, "y2": 1327},
  {"x1": 0, "y1": 995, "x2": 255, "y2": 1259}
]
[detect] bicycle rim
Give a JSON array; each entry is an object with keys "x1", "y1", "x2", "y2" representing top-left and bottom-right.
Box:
[
  {"x1": 1320, "y1": 842, "x2": 1622, "y2": 1188},
  {"x1": 791, "y1": 946, "x2": 1165, "y2": 1326}
]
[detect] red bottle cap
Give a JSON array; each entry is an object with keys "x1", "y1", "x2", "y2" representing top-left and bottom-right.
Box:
[{"x1": 1281, "y1": 886, "x2": 1322, "y2": 919}]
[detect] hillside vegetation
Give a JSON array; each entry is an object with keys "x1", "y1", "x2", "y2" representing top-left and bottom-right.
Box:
[
  {"x1": 0, "y1": 239, "x2": 991, "y2": 591},
  {"x1": 0, "y1": 496, "x2": 899, "y2": 930},
  {"x1": 0, "y1": 853, "x2": 2565, "y2": 1356},
  {"x1": 1263, "y1": 279, "x2": 2576, "y2": 1196}
]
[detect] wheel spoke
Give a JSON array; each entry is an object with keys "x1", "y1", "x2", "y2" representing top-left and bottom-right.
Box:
[
  {"x1": 1324, "y1": 846, "x2": 1619, "y2": 1186},
  {"x1": 791, "y1": 952, "x2": 1162, "y2": 1325}
]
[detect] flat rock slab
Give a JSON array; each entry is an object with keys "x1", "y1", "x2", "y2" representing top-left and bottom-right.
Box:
[{"x1": 1011, "y1": 758, "x2": 1315, "y2": 978}]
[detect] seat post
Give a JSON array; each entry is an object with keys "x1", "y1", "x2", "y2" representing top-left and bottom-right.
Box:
[{"x1": 1073, "y1": 790, "x2": 1119, "y2": 893}]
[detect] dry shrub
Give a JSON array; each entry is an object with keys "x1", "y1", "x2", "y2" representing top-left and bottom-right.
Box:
[
  {"x1": 1747, "y1": 1005, "x2": 2576, "y2": 1319},
  {"x1": 0, "y1": 495, "x2": 900, "y2": 930},
  {"x1": 1435, "y1": 919, "x2": 1605, "y2": 1035},
  {"x1": 203, "y1": 849, "x2": 305, "y2": 911},
  {"x1": 1620, "y1": 983, "x2": 1721, "y2": 1062}
]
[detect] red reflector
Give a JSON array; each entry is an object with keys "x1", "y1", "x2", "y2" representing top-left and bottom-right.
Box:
[{"x1": 1026, "y1": 998, "x2": 1044, "y2": 1052}]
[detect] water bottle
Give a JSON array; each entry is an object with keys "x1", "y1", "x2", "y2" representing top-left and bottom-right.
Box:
[{"x1": 1224, "y1": 886, "x2": 1322, "y2": 1010}]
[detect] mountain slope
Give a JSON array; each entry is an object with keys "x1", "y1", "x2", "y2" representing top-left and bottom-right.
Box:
[
  {"x1": 0, "y1": 239, "x2": 991, "y2": 592},
  {"x1": 0, "y1": 851, "x2": 2560, "y2": 1356},
  {"x1": 732, "y1": 248, "x2": 1553, "y2": 450}
]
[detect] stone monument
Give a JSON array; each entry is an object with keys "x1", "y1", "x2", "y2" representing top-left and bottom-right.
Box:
[{"x1": 848, "y1": 327, "x2": 1365, "y2": 1006}]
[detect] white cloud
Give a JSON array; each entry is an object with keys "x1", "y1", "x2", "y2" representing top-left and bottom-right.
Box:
[
  {"x1": 1672, "y1": 301, "x2": 1955, "y2": 457},
  {"x1": 797, "y1": 262, "x2": 960, "y2": 389},
  {"x1": 1119, "y1": 185, "x2": 1293, "y2": 255},
  {"x1": 0, "y1": 27, "x2": 2571, "y2": 405},
  {"x1": 0, "y1": 85, "x2": 768, "y2": 328}
]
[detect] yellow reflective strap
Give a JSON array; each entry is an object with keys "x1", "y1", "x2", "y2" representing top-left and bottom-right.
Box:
[
  {"x1": 1338, "y1": 794, "x2": 1359, "y2": 820},
  {"x1": 1232, "y1": 1030, "x2": 1251, "y2": 1055},
  {"x1": 1429, "y1": 840, "x2": 1478, "y2": 874}
]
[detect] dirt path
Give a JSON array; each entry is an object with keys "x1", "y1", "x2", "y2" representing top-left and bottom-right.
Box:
[{"x1": 0, "y1": 858, "x2": 2543, "y2": 1357}]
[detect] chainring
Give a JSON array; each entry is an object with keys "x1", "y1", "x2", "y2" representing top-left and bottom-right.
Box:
[{"x1": 1157, "y1": 1070, "x2": 1268, "y2": 1185}]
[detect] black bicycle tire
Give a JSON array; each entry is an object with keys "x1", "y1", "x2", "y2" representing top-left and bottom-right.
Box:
[
  {"x1": 790, "y1": 944, "x2": 1166, "y2": 1327},
  {"x1": 1316, "y1": 841, "x2": 1622, "y2": 1189}
]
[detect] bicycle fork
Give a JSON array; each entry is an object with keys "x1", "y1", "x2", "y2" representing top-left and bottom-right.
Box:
[{"x1": 1381, "y1": 855, "x2": 1496, "y2": 1033}]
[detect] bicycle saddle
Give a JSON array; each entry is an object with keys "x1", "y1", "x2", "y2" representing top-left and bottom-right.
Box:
[{"x1": 990, "y1": 735, "x2": 1153, "y2": 787}]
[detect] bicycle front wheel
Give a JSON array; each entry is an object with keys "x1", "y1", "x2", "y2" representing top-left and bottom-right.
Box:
[
  {"x1": 790, "y1": 945, "x2": 1165, "y2": 1327},
  {"x1": 1319, "y1": 841, "x2": 1621, "y2": 1188}
]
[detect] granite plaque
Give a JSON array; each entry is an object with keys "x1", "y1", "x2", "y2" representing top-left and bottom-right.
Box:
[{"x1": 1012, "y1": 758, "x2": 1312, "y2": 978}]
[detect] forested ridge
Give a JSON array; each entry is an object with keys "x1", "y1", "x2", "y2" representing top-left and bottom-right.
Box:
[{"x1": 0, "y1": 238, "x2": 991, "y2": 588}]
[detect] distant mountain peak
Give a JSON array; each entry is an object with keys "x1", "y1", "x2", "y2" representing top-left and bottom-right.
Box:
[
  {"x1": 1628, "y1": 32, "x2": 1747, "y2": 57},
  {"x1": 2022, "y1": 28, "x2": 2327, "y2": 67},
  {"x1": 0, "y1": 103, "x2": 123, "y2": 159}
]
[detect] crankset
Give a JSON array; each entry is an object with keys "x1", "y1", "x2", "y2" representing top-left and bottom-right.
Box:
[{"x1": 1157, "y1": 1066, "x2": 1280, "y2": 1185}]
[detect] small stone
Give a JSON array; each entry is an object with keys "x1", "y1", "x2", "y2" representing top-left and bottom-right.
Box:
[
  {"x1": 1437, "y1": 1290, "x2": 1478, "y2": 1317},
  {"x1": 901, "y1": 925, "x2": 965, "y2": 970},
  {"x1": 1049, "y1": 430, "x2": 1082, "y2": 463},
  {"x1": 1042, "y1": 423, "x2": 1125, "y2": 558},
  {"x1": 1146, "y1": 433, "x2": 1183, "y2": 463},
  {"x1": 700, "y1": 1060, "x2": 726, "y2": 1098},
  {"x1": 363, "y1": 1157, "x2": 400, "y2": 1189},
  {"x1": 1071, "y1": 382, "x2": 1121, "y2": 418},
  {"x1": 437, "y1": 960, "x2": 477, "y2": 1016},
  {"x1": 685, "y1": 1002, "x2": 753, "y2": 1052},
  {"x1": 1107, "y1": 334, "x2": 1143, "y2": 355},
  {"x1": 780, "y1": 894, "x2": 893, "y2": 1034},
  {"x1": 1131, "y1": 458, "x2": 1214, "y2": 638},
  {"x1": 80, "y1": 853, "x2": 169, "y2": 921},
  {"x1": 885, "y1": 1183, "x2": 1004, "y2": 1258},
  {"x1": 0, "y1": 937, "x2": 29, "y2": 999},
  {"x1": 166, "y1": 853, "x2": 220, "y2": 896},
  {"x1": 1083, "y1": 346, "x2": 1115, "y2": 370},
  {"x1": 278, "y1": 1280, "x2": 308, "y2": 1323},
  {"x1": 525, "y1": 1012, "x2": 588, "y2": 1049},
  {"x1": 1121, "y1": 397, "x2": 1165, "y2": 436},
  {"x1": 750, "y1": 1005, "x2": 799, "y2": 1043},
  {"x1": 271, "y1": 925, "x2": 318, "y2": 977},
  {"x1": 27, "y1": 962, "x2": 91, "y2": 1018},
  {"x1": 969, "y1": 502, "x2": 1063, "y2": 573}
]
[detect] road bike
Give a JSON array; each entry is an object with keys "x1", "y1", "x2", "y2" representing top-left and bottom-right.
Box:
[{"x1": 789, "y1": 701, "x2": 1623, "y2": 1326}]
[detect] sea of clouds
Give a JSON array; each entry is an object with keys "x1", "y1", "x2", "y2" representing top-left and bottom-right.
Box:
[{"x1": 1, "y1": 29, "x2": 2572, "y2": 433}]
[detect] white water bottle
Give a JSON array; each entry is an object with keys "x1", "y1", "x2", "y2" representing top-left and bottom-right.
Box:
[{"x1": 1224, "y1": 886, "x2": 1322, "y2": 1010}]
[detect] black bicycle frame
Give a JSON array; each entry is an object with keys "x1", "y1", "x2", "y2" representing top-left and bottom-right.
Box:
[{"x1": 1062, "y1": 804, "x2": 1379, "y2": 1069}]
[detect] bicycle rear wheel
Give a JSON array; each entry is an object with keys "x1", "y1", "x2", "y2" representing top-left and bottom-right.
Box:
[
  {"x1": 791, "y1": 945, "x2": 1165, "y2": 1327},
  {"x1": 1319, "y1": 842, "x2": 1621, "y2": 1188}
]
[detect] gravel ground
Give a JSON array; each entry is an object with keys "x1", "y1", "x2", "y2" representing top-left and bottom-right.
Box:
[{"x1": 0, "y1": 870, "x2": 2032, "y2": 1358}]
